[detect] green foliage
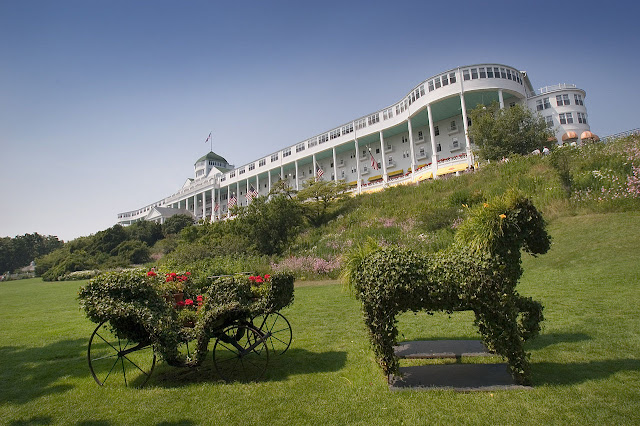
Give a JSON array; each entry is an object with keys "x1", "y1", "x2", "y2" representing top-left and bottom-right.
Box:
[
  {"x1": 0, "y1": 233, "x2": 63, "y2": 273},
  {"x1": 78, "y1": 269, "x2": 294, "y2": 366},
  {"x1": 162, "y1": 214, "x2": 195, "y2": 236},
  {"x1": 349, "y1": 194, "x2": 550, "y2": 385},
  {"x1": 111, "y1": 240, "x2": 151, "y2": 264},
  {"x1": 230, "y1": 193, "x2": 304, "y2": 255},
  {"x1": 296, "y1": 178, "x2": 350, "y2": 227},
  {"x1": 468, "y1": 101, "x2": 551, "y2": 160}
]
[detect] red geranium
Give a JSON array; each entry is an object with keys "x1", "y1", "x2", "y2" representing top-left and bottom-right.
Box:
[
  {"x1": 147, "y1": 270, "x2": 157, "y2": 277},
  {"x1": 185, "y1": 299, "x2": 194, "y2": 306}
]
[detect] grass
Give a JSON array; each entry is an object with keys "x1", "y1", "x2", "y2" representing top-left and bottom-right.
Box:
[{"x1": 1, "y1": 212, "x2": 640, "y2": 425}]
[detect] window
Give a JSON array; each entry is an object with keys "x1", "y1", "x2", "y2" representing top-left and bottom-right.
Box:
[
  {"x1": 463, "y1": 69, "x2": 470, "y2": 80},
  {"x1": 342, "y1": 123, "x2": 354, "y2": 134},
  {"x1": 449, "y1": 72, "x2": 456, "y2": 84},
  {"x1": 509, "y1": 101, "x2": 516, "y2": 108},
  {"x1": 574, "y1": 94, "x2": 584, "y2": 105},
  {"x1": 382, "y1": 108, "x2": 394, "y2": 120},
  {"x1": 239, "y1": 168, "x2": 245, "y2": 175},
  {"x1": 500, "y1": 68, "x2": 506, "y2": 78},
  {"x1": 319, "y1": 133, "x2": 328, "y2": 143},
  {"x1": 479, "y1": 67, "x2": 486, "y2": 78},
  {"x1": 230, "y1": 171, "x2": 235, "y2": 177},
  {"x1": 402, "y1": 135, "x2": 408, "y2": 143},
  {"x1": 271, "y1": 153, "x2": 278, "y2": 162},
  {"x1": 419, "y1": 85, "x2": 425, "y2": 96},
  {"x1": 355, "y1": 118, "x2": 366, "y2": 130},
  {"x1": 467, "y1": 116, "x2": 472, "y2": 127},
  {"x1": 428, "y1": 80, "x2": 434, "y2": 91},
  {"x1": 436, "y1": 143, "x2": 441, "y2": 152},
  {"x1": 341, "y1": 170, "x2": 345, "y2": 179},
  {"x1": 259, "y1": 159, "x2": 266, "y2": 167},
  {"x1": 296, "y1": 143, "x2": 305, "y2": 153},
  {"x1": 388, "y1": 156, "x2": 393, "y2": 165},
  {"x1": 556, "y1": 94, "x2": 570, "y2": 106},
  {"x1": 577, "y1": 112, "x2": 587, "y2": 124},
  {"x1": 418, "y1": 130, "x2": 423, "y2": 140},
  {"x1": 543, "y1": 97, "x2": 551, "y2": 109},
  {"x1": 487, "y1": 67, "x2": 494, "y2": 78},
  {"x1": 351, "y1": 166, "x2": 356, "y2": 174},
  {"x1": 308, "y1": 137, "x2": 318, "y2": 148},
  {"x1": 471, "y1": 68, "x2": 478, "y2": 79},
  {"x1": 545, "y1": 116, "x2": 553, "y2": 127},
  {"x1": 450, "y1": 120, "x2": 457, "y2": 131},
  {"x1": 452, "y1": 138, "x2": 459, "y2": 149},
  {"x1": 402, "y1": 150, "x2": 410, "y2": 159},
  {"x1": 434, "y1": 125, "x2": 439, "y2": 136},
  {"x1": 368, "y1": 113, "x2": 380, "y2": 126},
  {"x1": 249, "y1": 163, "x2": 255, "y2": 171},
  {"x1": 418, "y1": 146, "x2": 426, "y2": 156},
  {"x1": 536, "y1": 100, "x2": 543, "y2": 111},
  {"x1": 330, "y1": 129, "x2": 341, "y2": 140},
  {"x1": 559, "y1": 113, "x2": 573, "y2": 124},
  {"x1": 494, "y1": 67, "x2": 500, "y2": 78},
  {"x1": 441, "y1": 74, "x2": 449, "y2": 86},
  {"x1": 283, "y1": 148, "x2": 291, "y2": 158},
  {"x1": 506, "y1": 69, "x2": 512, "y2": 80},
  {"x1": 435, "y1": 76, "x2": 441, "y2": 89}
]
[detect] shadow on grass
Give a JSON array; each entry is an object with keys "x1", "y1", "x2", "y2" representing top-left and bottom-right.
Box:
[
  {"x1": 150, "y1": 348, "x2": 347, "y2": 387},
  {"x1": 534, "y1": 359, "x2": 640, "y2": 386},
  {"x1": 0, "y1": 338, "x2": 88, "y2": 404}
]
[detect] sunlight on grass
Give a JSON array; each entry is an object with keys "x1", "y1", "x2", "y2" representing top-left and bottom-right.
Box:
[{"x1": 1, "y1": 212, "x2": 640, "y2": 424}]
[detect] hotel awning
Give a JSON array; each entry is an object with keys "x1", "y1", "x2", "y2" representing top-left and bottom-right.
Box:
[
  {"x1": 436, "y1": 163, "x2": 468, "y2": 176},
  {"x1": 562, "y1": 131, "x2": 578, "y2": 141},
  {"x1": 388, "y1": 170, "x2": 404, "y2": 178},
  {"x1": 580, "y1": 131, "x2": 599, "y2": 141}
]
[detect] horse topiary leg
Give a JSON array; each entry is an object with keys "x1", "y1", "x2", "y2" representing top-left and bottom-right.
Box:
[
  {"x1": 362, "y1": 304, "x2": 399, "y2": 377},
  {"x1": 474, "y1": 303, "x2": 532, "y2": 385}
]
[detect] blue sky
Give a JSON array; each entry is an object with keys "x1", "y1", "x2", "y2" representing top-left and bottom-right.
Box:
[{"x1": 1, "y1": 0, "x2": 639, "y2": 241}]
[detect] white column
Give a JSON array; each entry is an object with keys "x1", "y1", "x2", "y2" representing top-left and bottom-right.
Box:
[
  {"x1": 312, "y1": 154, "x2": 317, "y2": 179},
  {"x1": 498, "y1": 89, "x2": 504, "y2": 109},
  {"x1": 216, "y1": 188, "x2": 220, "y2": 221},
  {"x1": 236, "y1": 182, "x2": 240, "y2": 206},
  {"x1": 354, "y1": 139, "x2": 361, "y2": 193},
  {"x1": 227, "y1": 186, "x2": 231, "y2": 218},
  {"x1": 192, "y1": 195, "x2": 197, "y2": 217},
  {"x1": 211, "y1": 189, "x2": 216, "y2": 222},
  {"x1": 268, "y1": 170, "x2": 272, "y2": 195},
  {"x1": 380, "y1": 131, "x2": 388, "y2": 183},
  {"x1": 427, "y1": 103, "x2": 438, "y2": 179},
  {"x1": 459, "y1": 93, "x2": 474, "y2": 166},
  {"x1": 256, "y1": 174, "x2": 260, "y2": 196},
  {"x1": 202, "y1": 192, "x2": 206, "y2": 220},
  {"x1": 332, "y1": 147, "x2": 338, "y2": 182},
  {"x1": 407, "y1": 117, "x2": 416, "y2": 180},
  {"x1": 246, "y1": 178, "x2": 250, "y2": 204},
  {"x1": 295, "y1": 160, "x2": 299, "y2": 190}
]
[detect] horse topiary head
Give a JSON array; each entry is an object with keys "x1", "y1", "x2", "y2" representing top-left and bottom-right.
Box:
[{"x1": 455, "y1": 192, "x2": 551, "y2": 257}]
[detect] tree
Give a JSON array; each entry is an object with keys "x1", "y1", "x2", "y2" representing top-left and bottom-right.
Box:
[
  {"x1": 126, "y1": 220, "x2": 163, "y2": 246},
  {"x1": 296, "y1": 179, "x2": 349, "y2": 227},
  {"x1": 162, "y1": 214, "x2": 195, "y2": 237},
  {"x1": 468, "y1": 101, "x2": 551, "y2": 161},
  {"x1": 231, "y1": 194, "x2": 304, "y2": 256}
]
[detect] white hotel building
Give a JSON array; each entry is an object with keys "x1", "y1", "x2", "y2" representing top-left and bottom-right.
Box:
[{"x1": 118, "y1": 63, "x2": 593, "y2": 225}]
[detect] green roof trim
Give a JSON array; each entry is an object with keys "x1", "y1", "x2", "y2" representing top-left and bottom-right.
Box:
[{"x1": 195, "y1": 151, "x2": 229, "y2": 165}]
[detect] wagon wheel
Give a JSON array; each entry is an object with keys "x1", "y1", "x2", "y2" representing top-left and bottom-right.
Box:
[
  {"x1": 251, "y1": 312, "x2": 292, "y2": 355},
  {"x1": 87, "y1": 320, "x2": 156, "y2": 387},
  {"x1": 213, "y1": 323, "x2": 269, "y2": 382}
]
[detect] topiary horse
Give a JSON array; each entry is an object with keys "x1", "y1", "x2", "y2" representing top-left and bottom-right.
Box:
[{"x1": 346, "y1": 193, "x2": 551, "y2": 385}]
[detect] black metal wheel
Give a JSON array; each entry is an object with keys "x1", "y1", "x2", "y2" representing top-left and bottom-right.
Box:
[
  {"x1": 87, "y1": 321, "x2": 156, "y2": 387},
  {"x1": 213, "y1": 323, "x2": 268, "y2": 382},
  {"x1": 251, "y1": 312, "x2": 292, "y2": 355}
]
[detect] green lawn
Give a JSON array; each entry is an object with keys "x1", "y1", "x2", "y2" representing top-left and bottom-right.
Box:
[{"x1": 1, "y1": 212, "x2": 639, "y2": 425}]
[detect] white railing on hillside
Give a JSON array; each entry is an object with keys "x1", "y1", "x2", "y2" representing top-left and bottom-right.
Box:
[{"x1": 602, "y1": 128, "x2": 640, "y2": 142}]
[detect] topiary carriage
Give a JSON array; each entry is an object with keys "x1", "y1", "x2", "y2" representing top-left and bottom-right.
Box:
[
  {"x1": 79, "y1": 270, "x2": 294, "y2": 386},
  {"x1": 344, "y1": 192, "x2": 550, "y2": 385}
]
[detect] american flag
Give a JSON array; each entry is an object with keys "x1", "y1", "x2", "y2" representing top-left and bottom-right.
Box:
[
  {"x1": 214, "y1": 203, "x2": 219, "y2": 212},
  {"x1": 316, "y1": 166, "x2": 324, "y2": 178},
  {"x1": 246, "y1": 187, "x2": 258, "y2": 201},
  {"x1": 205, "y1": 132, "x2": 212, "y2": 143},
  {"x1": 370, "y1": 152, "x2": 380, "y2": 170},
  {"x1": 228, "y1": 196, "x2": 237, "y2": 208}
]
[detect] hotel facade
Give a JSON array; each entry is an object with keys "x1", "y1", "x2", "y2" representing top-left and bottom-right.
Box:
[{"x1": 117, "y1": 63, "x2": 593, "y2": 225}]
